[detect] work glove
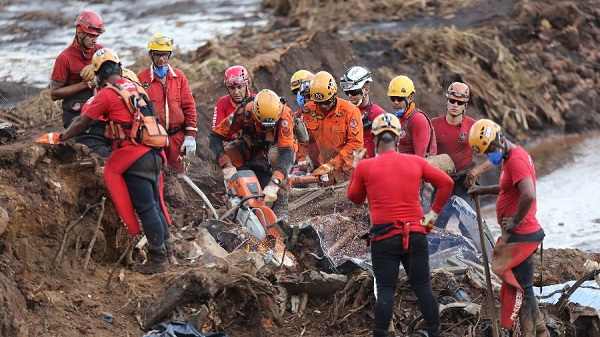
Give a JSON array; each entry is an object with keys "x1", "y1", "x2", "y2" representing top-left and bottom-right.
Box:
[
  {"x1": 421, "y1": 210, "x2": 439, "y2": 231},
  {"x1": 222, "y1": 165, "x2": 237, "y2": 181},
  {"x1": 263, "y1": 183, "x2": 279, "y2": 203},
  {"x1": 80, "y1": 64, "x2": 96, "y2": 82},
  {"x1": 312, "y1": 163, "x2": 333, "y2": 177},
  {"x1": 35, "y1": 132, "x2": 64, "y2": 145},
  {"x1": 352, "y1": 148, "x2": 367, "y2": 167},
  {"x1": 180, "y1": 135, "x2": 196, "y2": 156}
]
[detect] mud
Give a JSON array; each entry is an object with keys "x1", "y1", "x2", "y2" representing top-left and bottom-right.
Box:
[{"x1": 1, "y1": 0, "x2": 600, "y2": 336}]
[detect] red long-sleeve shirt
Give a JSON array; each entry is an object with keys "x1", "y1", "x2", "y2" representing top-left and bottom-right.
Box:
[
  {"x1": 360, "y1": 102, "x2": 386, "y2": 158},
  {"x1": 137, "y1": 65, "x2": 197, "y2": 136},
  {"x1": 347, "y1": 150, "x2": 453, "y2": 237},
  {"x1": 398, "y1": 104, "x2": 436, "y2": 157}
]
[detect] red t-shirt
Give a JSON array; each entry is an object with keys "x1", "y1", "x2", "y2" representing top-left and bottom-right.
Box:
[
  {"x1": 495, "y1": 146, "x2": 542, "y2": 235},
  {"x1": 51, "y1": 43, "x2": 104, "y2": 85},
  {"x1": 82, "y1": 78, "x2": 136, "y2": 124},
  {"x1": 398, "y1": 106, "x2": 435, "y2": 157},
  {"x1": 431, "y1": 115, "x2": 476, "y2": 172},
  {"x1": 360, "y1": 102, "x2": 386, "y2": 158},
  {"x1": 347, "y1": 150, "x2": 453, "y2": 238}
]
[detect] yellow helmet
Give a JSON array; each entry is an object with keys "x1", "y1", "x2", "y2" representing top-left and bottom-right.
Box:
[
  {"x1": 371, "y1": 113, "x2": 402, "y2": 137},
  {"x1": 468, "y1": 119, "x2": 501, "y2": 154},
  {"x1": 148, "y1": 33, "x2": 174, "y2": 52},
  {"x1": 253, "y1": 89, "x2": 283, "y2": 127},
  {"x1": 91, "y1": 48, "x2": 121, "y2": 73},
  {"x1": 310, "y1": 71, "x2": 337, "y2": 102},
  {"x1": 121, "y1": 67, "x2": 139, "y2": 83},
  {"x1": 290, "y1": 70, "x2": 314, "y2": 93},
  {"x1": 388, "y1": 75, "x2": 415, "y2": 97}
]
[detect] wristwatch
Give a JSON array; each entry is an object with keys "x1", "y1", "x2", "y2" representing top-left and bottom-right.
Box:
[{"x1": 271, "y1": 178, "x2": 281, "y2": 186}]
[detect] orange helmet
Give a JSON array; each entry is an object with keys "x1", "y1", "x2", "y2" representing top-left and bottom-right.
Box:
[
  {"x1": 468, "y1": 119, "x2": 501, "y2": 154},
  {"x1": 446, "y1": 82, "x2": 470, "y2": 102},
  {"x1": 372, "y1": 113, "x2": 402, "y2": 137},
  {"x1": 74, "y1": 10, "x2": 105, "y2": 35},
  {"x1": 91, "y1": 48, "x2": 121, "y2": 73},
  {"x1": 310, "y1": 71, "x2": 337, "y2": 102},
  {"x1": 253, "y1": 89, "x2": 283, "y2": 127}
]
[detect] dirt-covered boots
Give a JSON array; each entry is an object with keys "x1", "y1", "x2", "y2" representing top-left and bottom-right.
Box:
[
  {"x1": 518, "y1": 308, "x2": 536, "y2": 337},
  {"x1": 135, "y1": 244, "x2": 168, "y2": 274}
]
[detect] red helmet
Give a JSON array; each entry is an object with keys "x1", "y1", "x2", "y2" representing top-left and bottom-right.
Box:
[
  {"x1": 74, "y1": 10, "x2": 105, "y2": 35},
  {"x1": 224, "y1": 65, "x2": 249, "y2": 86}
]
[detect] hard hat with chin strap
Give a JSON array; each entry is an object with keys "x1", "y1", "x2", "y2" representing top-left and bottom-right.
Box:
[
  {"x1": 92, "y1": 48, "x2": 121, "y2": 73},
  {"x1": 340, "y1": 66, "x2": 372, "y2": 91},
  {"x1": 310, "y1": 71, "x2": 337, "y2": 102},
  {"x1": 253, "y1": 89, "x2": 283, "y2": 127},
  {"x1": 148, "y1": 33, "x2": 174, "y2": 52},
  {"x1": 290, "y1": 70, "x2": 314, "y2": 93},
  {"x1": 447, "y1": 82, "x2": 470, "y2": 102},
  {"x1": 371, "y1": 113, "x2": 402, "y2": 137},
  {"x1": 388, "y1": 75, "x2": 415, "y2": 98}
]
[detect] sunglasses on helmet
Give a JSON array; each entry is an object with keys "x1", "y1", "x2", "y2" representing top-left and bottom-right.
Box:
[
  {"x1": 344, "y1": 88, "x2": 362, "y2": 96},
  {"x1": 448, "y1": 98, "x2": 467, "y2": 105},
  {"x1": 151, "y1": 36, "x2": 173, "y2": 47}
]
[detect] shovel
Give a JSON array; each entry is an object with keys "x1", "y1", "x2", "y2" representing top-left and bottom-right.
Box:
[{"x1": 473, "y1": 195, "x2": 499, "y2": 337}]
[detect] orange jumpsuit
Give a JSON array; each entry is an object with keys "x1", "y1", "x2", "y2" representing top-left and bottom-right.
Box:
[{"x1": 301, "y1": 98, "x2": 364, "y2": 180}]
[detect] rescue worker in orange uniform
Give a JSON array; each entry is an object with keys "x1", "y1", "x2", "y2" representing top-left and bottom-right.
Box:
[
  {"x1": 467, "y1": 119, "x2": 549, "y2": 336},
  {"x1": 209, "y1": 89, "x2": 296, "y2": 221},
  {"x1": 211, "y1": 65, "x2": 256, "y2": 134},
  {"x1": 37, "y1": 49, "x2": 172, "y2": 275},
  {"x1": 431, "y1": 82, "x2": 492, "y2": 237},
  {"x1": 301, "y1": 71, "x2": 364, "y2": 183},
  {"x1": 289, "y1": 70, "x2": 314, "y2": 172},
  {"x1": 138, "y1": 33, "x2": 198, "y2": 173},
  {"x1": 49, "y1": 10, "x2": 112, "y2": 157},
  {"x1": 340, "y1": 66, "x2": 386, "y2": 158},
  {"x1": 347, "y1": 113, "x2": 453, "y2": 337},
  {"x1": 387, "y1": 75, "x2": 436, "y2": 158}
]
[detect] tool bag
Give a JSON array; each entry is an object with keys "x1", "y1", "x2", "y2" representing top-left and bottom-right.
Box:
[{"x1": 104, "y1": 81, "x2": 168, "y2": 148}]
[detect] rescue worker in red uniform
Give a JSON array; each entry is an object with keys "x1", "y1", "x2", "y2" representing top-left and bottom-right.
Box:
[
  {"x1": 211, "y1": 65, "x2": 256, "y2": 134},
  {"x1": 49, "y1": 10, "x2": 112, "y2": 157},
  {"x1": 467, "y1": 119, "x2": 549, "y2": 336},
  {"x1": 431, "y1": 82, "x2": 492, "y2": 236},
  {"x1": 340, "y1": 66, "x2": 385, "y2": 158},
  {"x1": 347, "y1": 113, "x2": 453, "y2": 337},
  {"x1": 289, "y1": 70, "x2": 314, "y2": 172},
  {"x1": 301, "y1": 71, "x2": 364, "y2": 183},
  {"x1": 209, "y1": 89, "x2": 296, "y2": 221},
  {"x1": 37, "y1": 49, "x2": 173, "y2": 275},
  {"x1": 387, "y1": 75, "x2": 436, "y2": 157},
  {"x1": 138, "y1": 33, "x2": 198, "y2": 173}
]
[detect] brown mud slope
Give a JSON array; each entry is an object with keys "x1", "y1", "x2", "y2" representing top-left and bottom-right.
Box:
[{"x1": 2, "y1": 0, "x2": 600, "y2": 336}]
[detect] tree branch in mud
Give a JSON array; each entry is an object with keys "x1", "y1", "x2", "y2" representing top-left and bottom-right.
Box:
[
  {"x1": 83, "y1": 196, "x2": 106, "y2": 271},
  {"x1": 51, "y1": 199, "x2": 104, "y2": 272}
]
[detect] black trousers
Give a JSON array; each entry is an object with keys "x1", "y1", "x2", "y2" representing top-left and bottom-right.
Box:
[
  {"x1": 371, "y1": 233, "x2": 440, "y2": 335},
  {"x1": 507, "y1": 228, "x2": 546, "y2": 319},
  {"x1": 124, "y1": 150, "x2": 169, "y2": 247}
]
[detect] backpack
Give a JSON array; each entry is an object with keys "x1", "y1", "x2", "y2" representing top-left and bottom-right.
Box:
[{"x1": 104, "y1": 81, "x2": 168, "y2": 148}]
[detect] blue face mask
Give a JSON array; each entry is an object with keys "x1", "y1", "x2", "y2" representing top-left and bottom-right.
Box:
[
  {"x1": 296, "y1": 91, "x2": 305, "y2": 107},
  {"x1": 153, "y1": 66, "x2": 168, "y2": 78},
  {"x1": 394, "y1": 108, "x2": 406, "y2": 118},
  {"x1": 487, "y1": 150, "x2": 504, "y2": 165}
]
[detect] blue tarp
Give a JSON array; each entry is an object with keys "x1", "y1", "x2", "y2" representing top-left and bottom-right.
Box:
[{"x1": 142, "y1": 320, "x2": 229, "y2": 337}]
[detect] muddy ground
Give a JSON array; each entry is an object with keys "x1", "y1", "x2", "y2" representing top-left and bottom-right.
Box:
[{"x1": 2, "y1": 0, "x2": 600, "y2": 336}]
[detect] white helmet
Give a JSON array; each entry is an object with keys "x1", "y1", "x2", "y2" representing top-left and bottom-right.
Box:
[{"x1": 340, "y1": 66, "x2": 372, "y2": 91}]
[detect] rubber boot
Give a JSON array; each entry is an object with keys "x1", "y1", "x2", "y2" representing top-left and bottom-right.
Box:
[
  {"x1": 164, "y1": 237, "x2": 178, "y2": 265},
  {"x1": 373, "y1": 328, "x2": 389, "y2": 337},
  {"x1": 135, "y1": 244, "x2": 168, "y2": 274},
  {"x1": 535, "y1": 311, "x2": 550, "y2": 337}
]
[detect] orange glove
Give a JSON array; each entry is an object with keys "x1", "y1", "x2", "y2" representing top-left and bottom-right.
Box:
[{"x1": 35, "y1": 132, "x2": 64, "y2": 145}]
